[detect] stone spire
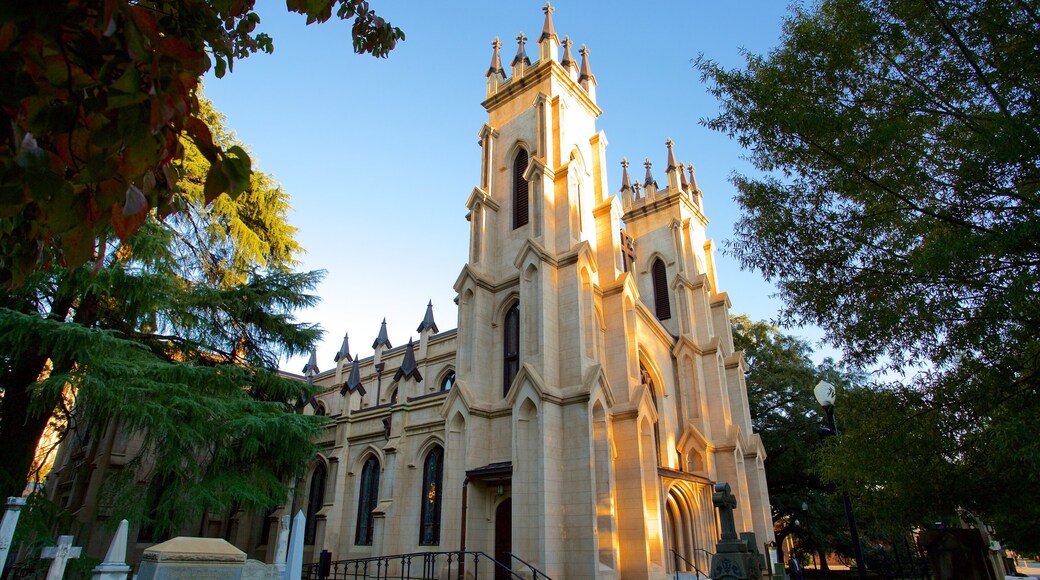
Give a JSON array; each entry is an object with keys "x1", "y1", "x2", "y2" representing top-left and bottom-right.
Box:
[
  {"x1": 678, "y1": 159, "x2": 690, "y2": 190},
  {"x1": 665, "y1": 138, "x2": 680, "y2": 190},
  {"x1": 687, "y1": 163, "x2": 703, "y2": 208},
  {"x1": 578, "y1": 44, "x2": 597, "y2": 100},
  {"x1": 416, "y1": 301, "x2": 439, "y2": 334},
  {"x1": 394, "y1": 338, "x2": 423, "y2": 383},
  {"x1": 302, "y1": 351, "x2": 319, "y2": 381},
  {"x1": 512, "y1": 32, "x2": 531, "y2": 78},
  {"x1": 560, "y1": 35, "x2": 577, "y2": 78},
  {"x1": 486, "y1": 37, "x2": 505, "y2": 78},
  {"x1": 538, "y1": 2, "x2": 559, "y2": 62},
  {"x1": 620, "y1": 158, "x2": 633, "y2": 207},
  {"x1": 372, "y1": 318, "x2": 392, "y2": 350},
  {"x1": 334, "y1": 332, "x2": 352, "y2": 363},
  {"x1": 341, "y1": 357, "x2": 365, "y2": 396},
  {"x1": 633, "y1": 181, "x2": 643, "y2": 200},
  {"x1": 643, "y1": 159, "x2": 657, "y2": 189},
  {"x1": 486, "y1": 37, "x2": 506, "y2": 96}
]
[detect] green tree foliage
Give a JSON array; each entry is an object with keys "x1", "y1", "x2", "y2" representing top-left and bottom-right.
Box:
[
  {"x1": 0, "y1": 94, "x2": 323, "y2": 538},
  {"x1": 0, "y1": 0, "x2": 403, "y2": 286},
  {"x1": 701, "y1": 0, "x2": 1040, "y2": 551},
  {"x1": 733, "y1": 314, "x2": 853, "y2": 567}
]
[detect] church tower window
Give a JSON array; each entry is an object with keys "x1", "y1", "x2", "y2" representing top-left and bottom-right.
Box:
[
  {"x1": 503, "y1": 302, "x2": 520, "y2": 395},
  {"x1": 304, "y1": 462, "x2": 327, "y2": 545},
  {"x1": 355, "y1": 456, "x2": 379, "y2": 545},
  {"x1": 651, "y1": 258, "x2": 671, "y2": 320},
  {"x1": 419, "y1": 446, "x2": 444, "y2": 545},
  {"x1": 513, "y1": 149, "x2": 530, "y2": 228}
]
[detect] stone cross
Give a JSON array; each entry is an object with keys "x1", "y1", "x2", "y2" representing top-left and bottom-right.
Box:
[
  {"x1": 41, "y1": 535, "x2": 82, "y2": 580},
  {"x1": 1, "y1": 497, "x2": 27, "y2": 572},
  {"x1": 712, "y1": 482, "x2": 739, "y2": 541}
]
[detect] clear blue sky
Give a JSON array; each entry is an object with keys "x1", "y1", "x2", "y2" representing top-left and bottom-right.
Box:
[{"x1": 201, "y1": 1, "x2": 832, "y2": 372}]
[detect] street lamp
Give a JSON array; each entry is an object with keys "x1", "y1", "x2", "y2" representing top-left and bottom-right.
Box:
[{"x1": 815, "y1": 381, "x2": 867, "y2": 580}]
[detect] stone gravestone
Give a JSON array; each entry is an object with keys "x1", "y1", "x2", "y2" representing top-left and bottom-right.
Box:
[
  {"x1": 709, "y1": 483, "x2": 763, "y2": 580},
  {"x1": 0, "y1": 497, "x2": 27, "y2": 571},
  {"x1": 41, "y1": 535, "x2": 82, "y2": 580},
  {"x1": 92, "y1": 519, "x2": 132, "y2": 580},
  {"x1": 138, "y1": 536, "x2": 246, "y2": 580},
  {"x1": 283, "y1": 511, "x2": 306, "y2": 580}
]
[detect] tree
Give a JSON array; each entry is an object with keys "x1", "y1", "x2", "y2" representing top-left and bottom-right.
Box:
[
  {"x1": 0, "y1": 93, "x2": 323, "y2": 538},
  {"x1": 700, "y1": 0, "x2": 1040, "y2": 551},
  {"x1": 0, "y1": 0, "x2": 403, "y2": 286},
  {"x1": 733, "y1": 314, "x2": 854, "y2": 569}
]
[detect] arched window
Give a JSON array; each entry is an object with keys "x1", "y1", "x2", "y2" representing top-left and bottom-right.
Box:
[
  {"x1": 355, "y1": 456, "x2": 380, "y2": 545},
  {"x1": 389, "y1": 386, "x2": 399, "y2": 405},
  {"x1": 651, "y1": 258, "x2": 671, "y2": 320},
  {"x1": 441, "y1": 371, "x2": 455, "y2": 392},
  {"x1": 503, "y1": 302, "x2": 520, "y2": 396},
  {"x1": 419, "y1": 446, "x2": 444, "y2": 545},
  {"x1": 641, "y1": 363, "x2": 663, "y2": 466},
  {"x1": 304, "y1": 462, "x2": 327, "y2": 545},
  {"x1": 513, "y1": 149, "x2": 529, "y2": 228}
]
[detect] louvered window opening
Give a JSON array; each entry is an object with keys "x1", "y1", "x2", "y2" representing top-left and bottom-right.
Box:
[
  {"x1": 419, "y1": 446, "x2": 444, "y2": 545},
  {"x1": 513, "y1": 149, "x2": 529, "y2": 228},
  {"x1": 503, "y1": 302, "x2": 520, "y2": 396},
  {"x1": 355, "y1": 456, "x2": 379, "y2": 545},
  {"x1": 652, "y1": 259, "x2": 671, "y2": 320}
]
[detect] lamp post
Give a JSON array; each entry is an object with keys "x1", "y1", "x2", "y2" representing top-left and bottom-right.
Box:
[{"x1": 814, "y1": 381, "x2": 867, "y2": 580}]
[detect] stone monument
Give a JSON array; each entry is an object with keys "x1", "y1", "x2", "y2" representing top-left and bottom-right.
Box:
[
  {"x1": 138, "y1": 536, "x2": 246, "y2": 580},
  {"x1": 41, "y1": 535, "x2": 82, "y2": 580},
  {"x1": 92, "y1": 519, "x2": 132, "y2": 580},
  {"x1": 0, "y1": 497, "x2": 27, "y2": 571},
  {"x1": 709, "y1": 483, "x2": 764, "y2": 580}
]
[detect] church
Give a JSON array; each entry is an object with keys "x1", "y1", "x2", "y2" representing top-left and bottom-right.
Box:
[{"x1": 45, "y1": 4, "x2": 772, "y2": 579}]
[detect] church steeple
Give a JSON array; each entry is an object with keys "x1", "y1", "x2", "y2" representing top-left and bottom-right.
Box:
[{"x1": 538, "y1": 3, "x2": 559, "y2": 63}]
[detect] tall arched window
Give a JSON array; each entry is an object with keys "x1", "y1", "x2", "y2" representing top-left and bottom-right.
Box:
[
  {"x1": 419, "y1": 446, "x2": 444, "y2": 545},
  {"x1": 641, "y1": 364, "x2": 663, "y2": 466},
  {"x1": 355, "y1": 456, "x2": 380, "y2": 545},
  {"x1": 304, "y1": 462, "x2": 327, "y2": 545},
  {"x1": 651, "y1": 258, "x2": 671, "y2": 320},
  {"x1": 513, "y1": 149, "x2": 529, "y2": 228},
  {"x1": 503, "y1": 302, "x2": 520, "y2": 396}
]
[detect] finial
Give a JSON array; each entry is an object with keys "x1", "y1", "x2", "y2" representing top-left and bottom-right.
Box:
[
  {"x1": 643, "y1": 158, "x2": 657, "y2": 188},
  {"x1": 417, "y1": 300, "x2": 439, "y2": 334},
  {"x1": 372, "y1": 318, "x2": 392, "y2": 350},
  {"x1": 687, "y1": 163, "x2": 701, "y2": 194},
  {"x1": 678, "y1": 159, "x2": 689, "y2": 189},
  {"x1": 394, "y1": 338, "x2": 423, "y2": 383},
  {"x1": 666, "y1": 138, "x2": 678, "y2": 172},
  {"x1": 334, "y1": 332, "x2": 352, "y2": 363},
  {"x1": 578, "y1": 44, "x2": 596, "y2": 84},
  {"x1": 560, "y1": 35, "x2": 576, "y2": 69},
  {"x1": 512, "y1": 32, "x2": 531, "y2": 67},
  {"x1": 633, "y1": 182, "x2": 643, "y2": 200},
  {"x1": 302, "y1": 351, "x2": 319, "y2": 377},
  {"x1": 539, "y1": 3, "x2": 558, "y2": 43},
  {"x1": 342, "y1": 357, "x2": 364, "y2": 396},
  {"x1": 487, "y1": 37, "x2": 505, "y2": 78},
  {"x1": 619, "y1": 158, "x2": 632, "y2": 192}
]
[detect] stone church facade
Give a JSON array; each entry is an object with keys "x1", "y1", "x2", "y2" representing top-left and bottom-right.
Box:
[{"x1": 45, "y1": 5, "x2": 771, "y2": 579}]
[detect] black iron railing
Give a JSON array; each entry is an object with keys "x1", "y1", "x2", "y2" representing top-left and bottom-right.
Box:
[
  {"x1": 505, "y1": 552, "x2": 551, "y2": 579},
  {"x1": 302, "y1": 550, "x2": 551, "y2": 580},
  {"x1": 671, "y1": 548, "x2": 708, "y2": 580}
]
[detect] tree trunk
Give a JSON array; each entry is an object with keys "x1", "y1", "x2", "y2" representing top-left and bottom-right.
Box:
[
  {"x1": 0, "y1": 353, "x2": 55, "y2": 497},
  {"x1": 818, "y1": 550, "x2": 830, "y2": 572}
]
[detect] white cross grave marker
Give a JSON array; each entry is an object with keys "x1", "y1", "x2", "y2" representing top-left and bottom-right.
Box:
[
  {"x1": 41, "y1": 535, "x2": 82, "y2": 580},
  {"x1": 0, "y1": 497, "x2": 27, "y2": 571}
]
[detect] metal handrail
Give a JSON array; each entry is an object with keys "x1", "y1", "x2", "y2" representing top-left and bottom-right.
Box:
[
  {"x1": 505, "y1": 552, "x2": 553, "y2": 579},
  {"x1": 671, "y1": 548, "x2": 708, "y2": 580},
  {"x1": 302, "y1": 550, "x2": 527, "y2": 580}
]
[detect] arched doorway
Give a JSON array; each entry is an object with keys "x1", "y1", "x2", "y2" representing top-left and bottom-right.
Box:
[{"x1": 494, "y1": 498, "x2": 512, "y2": 580}]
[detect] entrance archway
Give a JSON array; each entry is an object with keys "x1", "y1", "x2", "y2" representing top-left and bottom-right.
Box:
[{"x1": 494, "y1": 498, "x2": 512, "y2": 580}]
